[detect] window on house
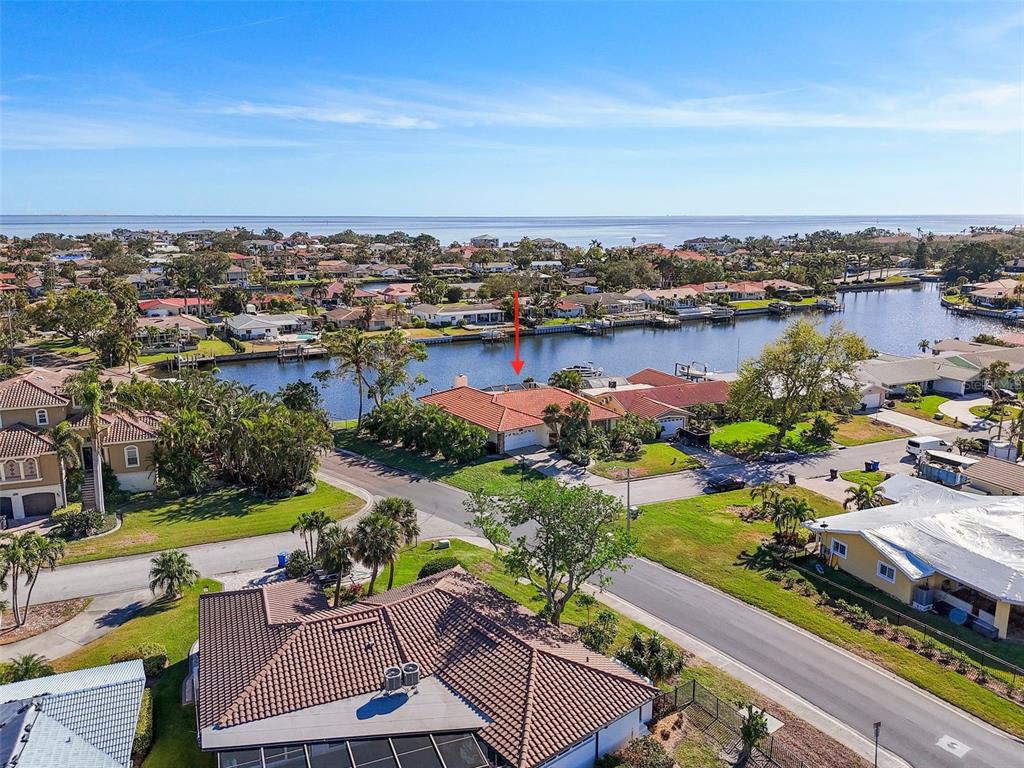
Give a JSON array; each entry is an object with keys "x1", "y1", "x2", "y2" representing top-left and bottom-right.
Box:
[
  {"x1": 877, "y1": 562, "x2": 897, "y2": 583},
  {"x1": 2, "y1": 460, "x2": 19, "y2": 481},
  {"x1": 22, "y1": 459, "x2": 38, "y2": 479},
  {"x1": 35, "y1": 409, "x2": 49, "y2": 426},
  {"x1": 124, "y1": 446, "x2": 140, "y2": 468},
  {"x1": 831, "y1": 539, "x2": 848, "y2": 559}
]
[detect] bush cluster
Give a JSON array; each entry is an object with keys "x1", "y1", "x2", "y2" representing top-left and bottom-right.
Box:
[
  {"x1": 51, "y1": 505, "x2": 106, "y2": 540},
  {"x1": 617, "y1": 736, "x2": 673, "y2": 768},
  {"x1": 133, "y1": 689, "x2": 153, "y2": 757},
  {"x1": 111, "y1": 642, "x2": 168, "y2": 678},
  {"x1": 363, "y1": 395, "x2": 487, "y2": 463},
  {"x1": 417, "y1": 556, "x2": 461, "y2": 579}
]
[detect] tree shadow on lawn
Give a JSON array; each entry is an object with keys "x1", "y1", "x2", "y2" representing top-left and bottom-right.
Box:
[
  {"x1": 96, "y1": 598, "x2": 152, "y2": 628},
  {"x1": 144, "y1": 491, "x2": 266, "y2": 525},
  {"x1": 735, "y1": 545, "x2": 775, "y2": 573}
]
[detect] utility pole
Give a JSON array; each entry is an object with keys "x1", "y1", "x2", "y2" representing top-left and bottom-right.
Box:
[{"x1": 625, "y1": 467, "x2": 634, "y2": 533}]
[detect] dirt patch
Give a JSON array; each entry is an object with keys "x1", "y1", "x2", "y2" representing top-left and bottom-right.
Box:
[{"x1": 0, "y1": 597, "x2": 91, "y2": 645}]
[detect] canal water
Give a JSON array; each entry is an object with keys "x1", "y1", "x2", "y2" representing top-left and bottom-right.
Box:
[{"x1": 216, "y1": 283, "x2": 1008, "y2": 419}]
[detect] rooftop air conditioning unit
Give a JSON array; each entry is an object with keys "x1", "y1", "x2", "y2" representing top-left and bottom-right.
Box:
[
  {"x1": 383, "y1": 666, "x2": 403, "y2": 693},
  {"x1": 402, "y1": 662, "x2": 420, "y2": 687}
]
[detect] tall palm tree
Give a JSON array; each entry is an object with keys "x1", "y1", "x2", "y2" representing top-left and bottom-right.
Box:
[
  {"x1": 64, "y1": 369, "x2": 112, "y2": 513},
  {"x1": 148, "y1": 550, "x2": 199, "y2": 600},
  {"x1": 326, "y1": 328, "x2": 373, "y2": 430},
  {"x1": 373, "y1": 496, "x2": 419, "y2": 548},
  {"x1": 47, "y1": 421, "x2": 83, "y2": 507},
  {"x1": 353, "y1": 513, "x2": 401, "y2": 595},
  {"x1": 980, "y1": 360, "x2": 1012, "y2": 440},
  {"x1": 1, "y1": 654, "x2": 54, "y2": 683},
  {"x1": 291, "y1": 508, "x2": 332, "y2": 559},
  {"x1": 0, "y1": 532, "x2": 64, "y2": 626},
  {"x1": 319, "y1": 523, "x2": 355, "y2": 608},
  {"x1": 542, "y1": 403, "x2": 563, "y2": 445},
  {"x1": 844, "y1": 483, "x2": 883, "y2": 510}
]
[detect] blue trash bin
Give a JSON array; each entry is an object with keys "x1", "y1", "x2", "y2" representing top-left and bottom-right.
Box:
[
  {"x1": 277, "y1": 552, "x2": 288, "y2": 568},
  {"x1": 870, "y1": 460, "x2": 880, "y2": 471}
]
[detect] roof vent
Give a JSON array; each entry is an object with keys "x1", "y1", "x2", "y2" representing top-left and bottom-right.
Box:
[
  {"x1": 402, "y1": 661, "x2": 420, "y2": 688},
  {"x1": 383, "y1": 666, "x2": 403, "y2": 693}
]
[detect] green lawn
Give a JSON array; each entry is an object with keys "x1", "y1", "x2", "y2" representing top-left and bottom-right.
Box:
[
  {"x1": 26, "y1": 336, "x2": 92, "y2": 356},
  {"x1": 590, "y1": 442, "x2": 702, "y2": 480},
  {"x1": 63, "y1": 482, "x2": 363, "y2": 564},
  {"x1": 55, "y1": 578, "x2": 222, "y2": 768},
  {"x1": 137, "y1": 337, "x2": 236, "y2": 365},
  {"x1": 969, "y1": 404, "x2": 1022, "y2": 421},
  {"x1": 710, "y1": 420, "x2": 827, "y2": 457},
  {"x1": 825, "y1": 414, "x2": 912, "y2": 446},
  {"x1": 631, "y1": 489, "x2": 1024, "y2": 738},
  {"x1": 334, "y1": 430, "x2": 544, "y2": 494},
  {"x1": 729, "y1": 297, "x2": 819, "y2": 310},
  {"x1": 892, "y1": 395, "x2": 958, "y2": 427},
  {"x1": 839, "y1": 469, "x2": 886, "y2": 487}
]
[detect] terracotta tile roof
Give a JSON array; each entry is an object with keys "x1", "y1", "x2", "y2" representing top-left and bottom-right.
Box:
[
  {"x1": 0, "y1": 424, "x2": 55, "y2": 459},
  {"x1": 0, "y1": 372, "x2": 69, "y2": 409},
  {"x1": 595, "y1": 381, "x2": 729, "y2": 418},
  {"x1": 419, "y1": 386, "x2": 619, "y2": 433},
  {"x1": 626, "y1": 368, "x2": 684, "y2": 387},
  {"x1": 69, "y1": 410, "x2": 162, "y2": 443},
  {"x1": 137, "y1": 297, "x2": 211, "y2": 311},
  {"x1": 198, "y1": 570, "x2": 656, "y2": 768}
]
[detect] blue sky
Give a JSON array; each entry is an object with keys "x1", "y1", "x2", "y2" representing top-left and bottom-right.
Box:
[{"x1": 1, "y1": 1, "x2": 1022, "y2": 215}]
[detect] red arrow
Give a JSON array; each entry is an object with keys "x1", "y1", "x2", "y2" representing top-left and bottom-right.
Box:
[{"x1": 510, "y1": 290, "x2": 525, "y2": 375}]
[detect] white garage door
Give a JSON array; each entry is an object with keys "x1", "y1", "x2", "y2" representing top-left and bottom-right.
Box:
[
  {"x1": 660, "y1": 417, "x2": 687, "y2": 435},
  {"x1": 503, "y1": 429, "x2": 542, "y2": 452},
  {"x1": 861, "y1": 392, "x2": 883, "y2": 409}
]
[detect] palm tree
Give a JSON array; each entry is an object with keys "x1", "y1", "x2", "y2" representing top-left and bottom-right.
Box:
[
  {"x1": 326, "y1": 328, "x2": 372, "y2": 430},
  {"x1": 1, "y1": 654, "x2": 54, "y2": 683},
  {"x1": 64, "y1": 369, "x2": 112, "y2": 513},
  {"x1": 291, "y1": 508, "x2": 332, "y2": 558},
  {"x1": 47, "y1": 421, "x2": 83, "y2": 507},
  {"x1": 844, "y1": 483, "x2": 883, "y2": 510},
  {"x1": 148, "y1": 550, "x2": 199, "y2": 600},
  {"x1": 614, "y1": 631, "x2": 684, "y2": 685},
  {"x1": 953, "y1": 436, "x2": 979, "y2": 455},
  {"x1": 353, "y1": 513, "x2": 401, "y2": 595},
  {"x1": 319, "y1": 523, "x2": 355, "y2": 607},
  {"x1": 918, "y1": 339, "x2": 930, "y2": 354},
  {"x1": 0, "y1": 532, "x2": 64, "y2": 627},
  {"x1": 372, "y1": 497, "x2": 419, "y2": 546},
  {"x1": 980, "y1": 360, "x2": 1012, "y2": 440},
  {"x1": 750, "y1": 482, "x2": 780, "y2": 516},
  {"x1": 542, "y1": 403, "x2": 563, "y2": 445}
]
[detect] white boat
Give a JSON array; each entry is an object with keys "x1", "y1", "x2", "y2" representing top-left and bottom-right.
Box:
[
  {"x1": 767, "y1": 301, "x2": 792, "y2": 314},
  {"x1": 709, "y1": 307, "x2": 736, "y2": 321},
  {"x1": 675, "y1": 306, "x2": 716, "y2": 319},
  {"x1": 561, "y1": 362, "x2": 603, "y2": 377}
]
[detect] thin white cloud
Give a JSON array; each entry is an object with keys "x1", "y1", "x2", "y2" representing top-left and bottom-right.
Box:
[
  {"x1": 1, "y1": 110, "x2": 306, "y2": 150},
  {"x1": 218, "y1": 101, "x2": 438, "y2": 129}
]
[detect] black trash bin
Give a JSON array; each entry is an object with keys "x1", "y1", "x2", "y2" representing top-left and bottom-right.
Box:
[
  {"x1": 829, "y1": 468, "x2": 838, "y2": 480},
  {"x1": 788, "y1": 473, "x2": 796, "y2": 485}
]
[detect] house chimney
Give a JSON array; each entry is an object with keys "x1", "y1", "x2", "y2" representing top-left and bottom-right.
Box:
[{"x1": 454, "y1": 374, "x2": 468, "y2": 388}]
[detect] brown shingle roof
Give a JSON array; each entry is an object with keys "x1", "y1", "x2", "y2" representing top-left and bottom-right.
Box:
[
  {"x1": 0, "y1": 424, "x2": 55, "y2": 459},
  {"x1": 198, "y1": 569, "x2": 656, "y2": 768},
  {"x1": 965, "y1": 457, "x2": 1024, "y2": 495}
]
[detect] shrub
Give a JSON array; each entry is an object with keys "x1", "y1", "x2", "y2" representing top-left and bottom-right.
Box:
[
  {"x1": 920, "y1": 637, "x2": 937, "y2": 657},
  {"x1": 133, "y1": 689, "x2": 153, "y2": 757},
  {"x1": 51, "y1": 505, "x2": 106, "y2": 540},
  {"x1": 111, "y1": 643, "x2": 168, "y2": 678},
  {"x1": 807, "y1": 414, "x2": 836, "y2": 444},
  {"x1": 1005, "y1": 679, "x2": 1019, "y2": 699},
  {"x1": 953, "y1": 651, "x2": 970, "y2": 674},
  {"x1": 594, "y1": 753, "x2": 624, "y2": 768},
  {"x1": 904, "y1": 383, "x2": 922, "y2": 402},
  {"x1": 618, "y1": 736, "x2": 673, "y2": 768},
  {"x1": 578, "y1": 609, "x2": 619, "y2": 654},
  {"x1": 285, "y1": 549, "x2": 314, "y2": 579},
  {"x1": 417, "y1": 556, "x2": 460, "y2": 579},
  {"x1": 875, "y1": 616, "x2": 889, "y2": 635}
]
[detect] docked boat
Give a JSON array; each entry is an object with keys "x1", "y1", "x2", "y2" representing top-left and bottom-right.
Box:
[
  {"x1": 560, "y1": 362, "x2": 604, "y2": 377},
  {"x1": 675, "y1": 305, "x2": 716, "y2": 320},
  {"x1": 480, "y1": 328, "x2": 508, "y2": 344},
  {"x1": 709, "y1": 306, "x2": 736, "y2": 322},
  {"x1": 815, "y1": 298, "x2": 841, "y2": 312},
  {"x1": 768, "y1": 301, "x2": 792, "y2": 314}
]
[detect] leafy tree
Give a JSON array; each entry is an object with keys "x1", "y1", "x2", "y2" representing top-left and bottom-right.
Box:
[
  {"x1": 844, "y1": 483, "x2": 883, "y2": 510},
  {"x1": 152, "y1": 408, "x2": 212, "y2": 493},
  {"x1": 615, "y1": 631, "x2": 684, "y2": 685},
  {"x1": 942, "y1": 242, "x2": 1004, "y2": 281},
  {"x1": 285, "y1": 548, "x2": 315, "y2": 578},
  {"x1": 903, "y1": 383, "x2": 922, "y2": 402},
  {"x1": 547, "y1": 369, "x2": 584, "y2": 392},
  {"x1": 413, "y1": 276, "x2": 448, "y2": 305},
  {"x1": 166, "y1": 251, "x2": 232, "y2": 306},
  {"x1": 277, "y1": 380, "x2": 324, "y2": 414},
  {"x1": 806, "y1": 414, "x2": 836, "y2": 444},
  {"x1": 31, "y1": 288, "x2": 115, "y2": 344},
  {"x1": 216, "y1": 286, "x2": 251, "y2": 314},
  {"x1": 237, "y1": 406, "x2": 333, "y2": 494},
  {"x1": 363, "y1": 330, "x2": 427, "y2": 407},
  {"x1": 0, "y1": 654, "x2": 55, "y2": 683},
  {"x1": 148, "y1": 550, "x2": 199, "y2": 599},
  {"x1": 353, "y1": 512, "x2": 402, "y2": 596},
  {"x1": 89, "y1": 238, "x2": 123, "y2": 262},
  {"x1": 738, "y1": 704, "x2": 770, "y2": 766},
  {"x1": 727, "y1": 319, "x2": 870, "y2": 448},
  {"x1": 468, "y1": 480, "x2": 634, "y2": 625}
]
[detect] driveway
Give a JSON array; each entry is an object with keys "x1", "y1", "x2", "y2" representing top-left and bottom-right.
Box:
[{"x1": 938, "y1": 394, "x2": 999, "y2": 434}]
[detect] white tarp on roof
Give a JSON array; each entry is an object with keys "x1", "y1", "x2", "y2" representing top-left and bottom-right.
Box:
[
  {"x1": 807, "y1": 496, "x2": 1024, "y2": 604},
  {"x1": 875, "y1": 475, "x2": 973, "y2": 505}
]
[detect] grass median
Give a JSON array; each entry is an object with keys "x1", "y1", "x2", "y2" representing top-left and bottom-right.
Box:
[
  {"x1": 63, "y1": 482, "x2": 363, "y2": 564},
  {"x1": 590, "y1": 442, "x2": 702, "y2": 480}
]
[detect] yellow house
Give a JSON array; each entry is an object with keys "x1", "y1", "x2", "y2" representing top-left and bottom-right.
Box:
[{"x1": 806, "y1": 497, "x2": 1023, "y2": 640}]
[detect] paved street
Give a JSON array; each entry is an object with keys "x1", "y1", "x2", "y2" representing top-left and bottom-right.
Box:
[{"x1": 27, "y1": 444, "x2": 1023, "y2": 768}]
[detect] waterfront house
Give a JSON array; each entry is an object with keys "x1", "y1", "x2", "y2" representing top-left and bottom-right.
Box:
[
  {"x1": 583, "y1": 374, "x2": 729, "y2": 435},
  {"x1": 856, "y1": 356, "x2": 981, "y2": 397},
  {"x1": 0, "y1": 660, "x2": 146, "y2": 768},
  {"x1": 136, "y1": 313, "x2": 210, "y2": 343},
  {"x1": 225, "y1": 264, "x2": 250, "y2": 285},
  {"x1": 410, "y1": 303, "x2": 505, "y2": 327},
  {"x1": 562, "y1": 293, "x2": 645, "y2": 315},
  {"x1": 470, "y1": 234, "x2": 500, "y2": 248},
  {"x1": 551, "y1": 299, "x2": 584, "y2": 318},
  {"x1": 420, "y1": 383, "x2": 620, "y2": 452},
  {"x1": 379, "y1": 283, "x2": 419, "y2": 304},
  {"x1": 682, "y1": 237, "x2": 734, "y2": 255},
  {"x1": 196, "y1": 568, "x2": 655, "y2": 768},
  {"x1": 324, "y1": 306, "x2": 401, "y2": 331},
  {"x1": 138, "y1": 296, "x2": 212, "y2": 317},
  {"x1": 624, "y1": 286, "x2": 701, "y2": 310},
  {"x1": 805, "y1": 495, "x2": 1023, "y2": 640},
  {"x1": 967, "y1": 278, "x2": 1023, "y2": 307},
  {"x1": 224, "y1": 313, "x2": 315, "y2": 341},
  {"x1": 431, "y1": 262, "x2": 468, "y2": 276}
]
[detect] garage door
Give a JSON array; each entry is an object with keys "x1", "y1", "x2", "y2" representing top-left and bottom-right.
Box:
[
  {"x1": 0, "y1": 497, "x2": 11, "y2": 519},
  {"x1": 503, "y1": 429, "x2": 541, "y2": 452},
  {"x1": 660, "y1": 417, "x2": 687, "y2": 435},
  {"x1": 22, "y1": 492, "x2": 57, "y2": 516},
  {"x1": 861, "y1": 392, "x2": 883, "y2": 409}
]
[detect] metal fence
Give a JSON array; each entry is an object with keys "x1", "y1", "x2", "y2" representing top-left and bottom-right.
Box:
[
  {"x1": 651, "y1": 678, "x2": 809, "y2": 768},
  {"x1": 775, "y1": 554, "x2": 1023, "y2": 690}
]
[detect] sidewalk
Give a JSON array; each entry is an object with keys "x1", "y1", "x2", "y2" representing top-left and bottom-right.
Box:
[{"x1": 0, "y1": 588, "x2": 153, "y2": 661}]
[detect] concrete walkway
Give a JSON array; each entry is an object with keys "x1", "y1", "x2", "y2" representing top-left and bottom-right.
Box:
[{"x1": 0, "y1": 588, "x2": 153, "y2": 661}]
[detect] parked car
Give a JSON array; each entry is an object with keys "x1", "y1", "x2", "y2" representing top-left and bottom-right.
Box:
[
  {"x1": 763, "y1": 448, "x2": 799, "y2": 463},
  {"x1": 706, "y1": 475, "x2": 747, "y2": 492},
  {"x1": 906, "y1": 436, "x2": 949, "y2": 456}
]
